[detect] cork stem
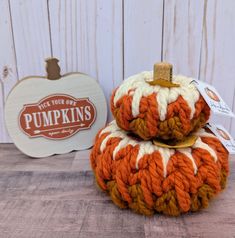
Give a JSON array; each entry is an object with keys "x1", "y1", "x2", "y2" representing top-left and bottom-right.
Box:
[
  {"x1": 154, "y1": 62, "x2": 172, "y2": 82},
  {"x1": 45, "y1": 57, "x2": 61, "y2": 80},
  {"x1": 147, "y1": 62, "x2": 179, "y2": 88}
]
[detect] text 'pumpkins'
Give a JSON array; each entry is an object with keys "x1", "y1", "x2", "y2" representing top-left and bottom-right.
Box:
[{"x1": 5, "y1": 58, "x2": 107, "y2": 158}]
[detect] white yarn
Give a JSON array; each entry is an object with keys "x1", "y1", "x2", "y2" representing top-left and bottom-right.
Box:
[
  {"x1": 99, "y1": 121, "x2": 219, "y2": 177},
  {"x1": 113, "y1": 72, "x2": 200, "y2": 121},
  {"x1": 135, "y1": 141, "x2": 157, "y2": 169},
  {"x1": 193, "y1": 137, "x2": 218, "y2": 162},
  {"x1": 178, "y1": 148, "x2": 198, "y2": 174},
  {"x1": 158, "y1": 147, "x2": 175, "y2": 177},
  {"x1": 194, "y1": 128, "x2": 217, "y2": 138},
  {"x1": 113, "y1": 138, "x2": 138, "y2": 159},
  {"x1": 99, "y1": 120, "x2": 119, "y2": 136},
  {"x1": 100, "y1": 130, "x2": 124, "y2": 152}
]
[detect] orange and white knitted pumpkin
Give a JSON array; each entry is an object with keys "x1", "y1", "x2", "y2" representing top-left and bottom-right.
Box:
[
  {"x1": 111, "y1": 63, "x2": 210, "y2": 141},
  {"x1": 90, "y1": 121, "x2": 229, "y2": 216}
]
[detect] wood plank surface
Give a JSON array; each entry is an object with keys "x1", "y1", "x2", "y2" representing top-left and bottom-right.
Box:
[
  {"x1": 0, "y1": 144, "x2": 234, "y2": 238},
  {"x1": 1, "y1": 0, "x2": 235, "y2": 142},
  {"x1": 0, "y1": 144, "x2": 90, "y2": 171},
  {"x1": 9, "y1": 0, "x2": 52, "y2": 79},
  {"x1": 0, "y1": 83, "x2": 7, "y2": 142},
  {"x1": 123, "y1": 0, "x2": 163, "y2": 78},
  {"x1": 163, "y1": 0, "x2": 204, "y2": 78},
  {"x1": 49, "y1": 0, "x2": 123, "y2": 119},
  {"x1": 0, "y1": 0, "x2": 18, "y2": 142},
  {"x1": 199, "y1": 0, "x2": 235, "y2": 136}
]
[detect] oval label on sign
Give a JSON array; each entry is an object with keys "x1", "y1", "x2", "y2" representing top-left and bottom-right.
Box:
[{"x1": 19, "y1": 94, "x2": 96, "y2": 140}]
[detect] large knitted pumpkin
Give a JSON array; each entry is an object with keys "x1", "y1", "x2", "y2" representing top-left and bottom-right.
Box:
[
  {"x1": 90, "y1": 120, "x2": 229, "y2": 216},
  {"x1": 111, "y1": 63, "x2": 210, "y2": 141}
]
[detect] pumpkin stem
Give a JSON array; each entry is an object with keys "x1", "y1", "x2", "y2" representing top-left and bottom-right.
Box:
[
  {"x1": 154, "y1": 62, "x2": 172, "y2": 82},
  {"x1": 45, "y1": 57, "x2": 61, "y2": 80},
  {"x1": 147, "y1": 62, "x2": 179, "y2": 88}
]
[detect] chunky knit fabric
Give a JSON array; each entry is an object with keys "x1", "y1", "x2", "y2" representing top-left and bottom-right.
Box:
[
  {"x1": 111, "y1": 72, "x2": 210, "y2": 141},
  {"x1": 90, "y1": 121, "x2": 229, "y2": 216}
]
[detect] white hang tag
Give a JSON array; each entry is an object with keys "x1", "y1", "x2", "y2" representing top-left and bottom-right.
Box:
[
  {"x1": 191, "y1": 79, "x2": 235, "y2": 118},
  {"x1": 206, "y1": 123, "x2": 235, "y2": 154}
]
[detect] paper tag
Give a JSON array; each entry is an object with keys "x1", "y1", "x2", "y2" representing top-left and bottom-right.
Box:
[
  {"x1": 206, "y1": 123, "x2": 235, "y2": 154},
  {"x1": 192, "y1": 79, "x2": 235, "y2": 117}
]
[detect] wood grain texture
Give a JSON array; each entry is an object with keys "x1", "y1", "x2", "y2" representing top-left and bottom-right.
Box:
[
  {"x1": 1, "y1": 0, "x2": 235, "y2": 141},
  {"x1": 4, "y1": 73, "x2": 107, "y2": 157},
  {"x1": 124, "y1": 0, "x2": 163, "y2": 78},
  {"x1": 0, "y1": 144, "x2": 234, "y2": 238},
  {"x1": 0, "y1": 143, "x2": 92, "y2": 171},
  {"x1": 232, "y1": 97, "x2": 235, "y2": 136},
  {"x1": 163, "y1": 0, "x2": 204, "y2": 78},
  {"x1": 199, "y1": 0, "x2": 235, "y2": 136},
  {"x1": 0, "y1": 82, "x2": 7, "y2": 142},
  {"x1": 48, "y1": 0, "x2": 123, "y2": 112},
  {"x1": 9, "y1": 0, "x2": 52, "y2": 79},
  {"x1": 0, "y1": 0, "x2": 18, "y2": 142}
]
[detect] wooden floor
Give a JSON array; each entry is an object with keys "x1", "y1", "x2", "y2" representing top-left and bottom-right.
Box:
[{"x1": 0, "y1": 144, "x2": 234, "y2": 238}]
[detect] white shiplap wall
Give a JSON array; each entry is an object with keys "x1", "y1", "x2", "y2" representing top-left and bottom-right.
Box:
[
  {"x1": 0, "y1": 0, "x2": 235, "y2": 142},
  {"x1": 199, "y1": 0, "x2": 235, "y2": 136},
  {"x1": 49, "y1": 0, "x2": 123, "y2": 102},
  {"x1": 163, "y1": 0, "x2": 204, "y2": 78},
  {"x1": 124, "y1": 0, "x2": 163, "y2": 77},
  {"x1": 0, "y1": 0, "x2": 18, "y2": 142}
]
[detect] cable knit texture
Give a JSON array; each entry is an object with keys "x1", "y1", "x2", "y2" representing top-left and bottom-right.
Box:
[
  {"x1": 111, "y1": 72, "x2": 210, "y2": 141},
  {"x1": 90, "y1": 121, "x2": 229, "y2": 216}
]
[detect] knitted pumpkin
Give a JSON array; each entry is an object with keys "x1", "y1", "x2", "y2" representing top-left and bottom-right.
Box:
[
  {"x1": 111, "y1": 63, "x2": 210, "y2": 141},
  {"x1": 90, "y1": 120, "x2": 229, "y2": 216}
]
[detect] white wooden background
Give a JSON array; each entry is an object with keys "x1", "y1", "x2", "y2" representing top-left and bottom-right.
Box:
[{"x1": 0, "y1": 0, "x2": 235, "y2": 142}]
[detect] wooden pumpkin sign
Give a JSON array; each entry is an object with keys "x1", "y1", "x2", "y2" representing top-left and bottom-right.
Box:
[{"x1": 5, "y1": 58, "x2": 107, "y2": 158}]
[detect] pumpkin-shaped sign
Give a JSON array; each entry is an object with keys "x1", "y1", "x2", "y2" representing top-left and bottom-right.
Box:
[{"x1": 5, "y1": 58, "x2": 107, "y2": 158}]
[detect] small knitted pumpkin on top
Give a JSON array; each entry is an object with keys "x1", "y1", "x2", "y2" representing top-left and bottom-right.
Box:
[
  {"x1": 90, "y1": 121, "x2": 229, "y2": 216},
  {"x1": 111, "y1": 63, "x2": 210, "y2": 141}
]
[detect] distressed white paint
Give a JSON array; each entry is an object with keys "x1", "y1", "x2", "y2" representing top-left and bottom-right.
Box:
[
  {"x1": 199, "y1": 0, "x2": 235, "y2": 136},
  {"x1": 10, "y1": 0, "x2": 52, "y2": 78},
  {"x1": 0, "y1": 82, "x2": 7, "y2": 142},
  {"x1": 0, "y1": 0, "x2": 18, "y2": 142},
  {"x1": 124, "y1": 0, "x2": 163, "y2": 77},
  {"x1": 163, "y1": 0, "x2": 204, "y2": 78},
  {"x1": 49, "y1": 0, "x2": 123, "y2": 112},
  {"x1": 5, "y1": 73, "x2": 107, "y2": 157},
  {"x1": 0, "y1": 0, "x2": 235, "y2": 142}
]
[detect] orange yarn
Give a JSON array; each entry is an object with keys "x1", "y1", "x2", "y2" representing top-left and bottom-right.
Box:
[
  {"x1": 111, "y1": 91, "x2": 210, "y2": 141},
  {"x1": 91, "y1": 67, "x2": 229, "y2": 217},
  {"x1": 90, "y1": 125, "x2": 229, "y2": 216}
]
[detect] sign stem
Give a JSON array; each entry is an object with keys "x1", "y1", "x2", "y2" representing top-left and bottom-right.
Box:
[{"x1": 45, "y1": 57, "x2": 61, "y2": 80}]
